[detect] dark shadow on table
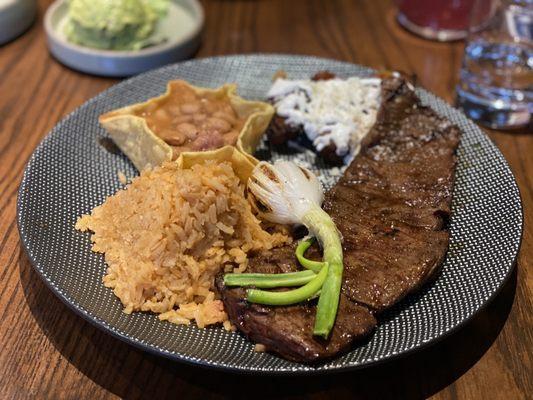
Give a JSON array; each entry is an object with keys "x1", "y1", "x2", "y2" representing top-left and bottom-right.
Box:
[{"x1": 19, "y1": 247, "x2": 517, "y2": 400}]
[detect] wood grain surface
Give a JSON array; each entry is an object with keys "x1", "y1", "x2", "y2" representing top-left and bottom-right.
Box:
[{"x1": 0, "y1": 0, "x2": 531, "y2": 399}]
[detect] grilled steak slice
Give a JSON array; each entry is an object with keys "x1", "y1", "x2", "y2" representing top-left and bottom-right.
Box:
[
  {"x1": 267, "y1": 114, "x2": 301, "y2": 145},
  {"x1": 215, "y1": 246, "x2": 376, "y2": 363},
  {"x1": 217, "y1": 77, "x2": 460, "y2": 363},
  {"x1": 327, "y1": 78, "x2": 460, "y2": 310}
]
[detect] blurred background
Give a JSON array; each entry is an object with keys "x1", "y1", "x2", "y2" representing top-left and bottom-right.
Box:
[{"x1": 1, "y1": 0, "x2": 531, "y2": 129}]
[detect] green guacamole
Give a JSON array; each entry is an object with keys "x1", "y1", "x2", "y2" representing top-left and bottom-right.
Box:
[{"x1": 65, "y1": 0, "x2": 169, "y2": 51}]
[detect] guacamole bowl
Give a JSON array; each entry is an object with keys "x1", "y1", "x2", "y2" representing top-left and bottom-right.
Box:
[{"x1": 44, "y1": 0, "x2": 204, "y2": 77}]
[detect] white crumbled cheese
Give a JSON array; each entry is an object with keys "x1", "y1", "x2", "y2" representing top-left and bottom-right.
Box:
[
  {"x1": 267, "y1": 77, "x2": 381, "y2": 161},
  {"x1": 329, "y1": 166, "x2": 342, "y2": 177}
]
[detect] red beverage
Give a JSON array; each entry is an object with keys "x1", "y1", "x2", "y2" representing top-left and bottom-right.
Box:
[{"x1": 396, "y1": 0, "x2": 477, "y2": 41}]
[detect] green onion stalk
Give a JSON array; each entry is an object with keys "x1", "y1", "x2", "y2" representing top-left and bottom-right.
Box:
[
  {"x1": 301, "y1": 209, "x2": 343, "y2": 337},
  {"x1": 240, "y1": 160, "x2": 344, "y2": 338},
  {"x1": 224, "y1": 269, "x2": 316, "y2": 288},
  {"x1": 225, "y1": 238, "x2": 322, "y2": 289},
  {"x1": 295, "y1": 237, "x2": 324, "y2": 273},
  {"x1": 246, "y1": 263, "x2": 329, "y2": 306}
]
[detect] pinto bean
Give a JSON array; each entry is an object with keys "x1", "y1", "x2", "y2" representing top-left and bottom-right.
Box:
[
  {"x1": 213, "y1": 110, "x2": 237, "y2": 125},
  {"x1": 205, "y1": 117, "x2": 231, "y2": 133},
  {"x1": 180, "y1": 103, "x2": 201, "y2": 114},
  {"x1": 220, "y1": 103, "x2": 235, "y2": 114},
  {"x1": 176, "y1": 123, "x2": 199, "y2": 140},
  {"x1": 192, "y1": 113, "x2": 207, "y2": 122},
  {"x1": 191, "y1": 131, "x2": 224, "y2": 151},
  {"x1": 172, "y1": 114, "x2": 192, "y2": 124},
  {"x1": 159, "y1": 129, "x2": 187, "y2": 146}
]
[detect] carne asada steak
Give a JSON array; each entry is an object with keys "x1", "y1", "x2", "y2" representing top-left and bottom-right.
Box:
[
  {"x1": 216, "y1": 76, "x2": 461, "y2": 363},
  {"x1": 215, "y1": 246, "x2": 376, "y2": 363}
]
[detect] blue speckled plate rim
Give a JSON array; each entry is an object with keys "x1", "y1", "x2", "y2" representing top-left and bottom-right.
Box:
[{"x1": 17, "y1": 54, "x2": 524, "y2": 375}]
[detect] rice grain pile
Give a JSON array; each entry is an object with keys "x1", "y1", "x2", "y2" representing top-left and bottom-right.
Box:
[{"x1": 76, "y1": 161, "x2": 290, "y2": 328}]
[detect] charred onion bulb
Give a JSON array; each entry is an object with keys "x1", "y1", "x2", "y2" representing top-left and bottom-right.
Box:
[{"x1": 246, "y1": 160, "x2": 343, "y2": 338}]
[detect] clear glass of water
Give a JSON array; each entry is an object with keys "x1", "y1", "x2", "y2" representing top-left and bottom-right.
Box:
[{"x1": 456, "y1": 0, "x2": 533, "y2": 129}]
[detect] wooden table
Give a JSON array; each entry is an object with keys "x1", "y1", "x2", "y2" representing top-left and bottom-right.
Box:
[{"x1": 1, "y1": 1, "x2": 531, "y2": 398}]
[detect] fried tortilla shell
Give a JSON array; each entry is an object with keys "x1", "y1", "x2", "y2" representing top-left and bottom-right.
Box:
[
  {"x1": 99, "y1": 81, "x2": 274, "y2": 171},
  {"x1": 177, "y1": 145, "x2": 257, "y2": 183}
]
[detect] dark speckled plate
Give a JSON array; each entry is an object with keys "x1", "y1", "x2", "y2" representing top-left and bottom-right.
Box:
[{"x1": 17, "y1": 55, "x2": 523, "y2": 374}]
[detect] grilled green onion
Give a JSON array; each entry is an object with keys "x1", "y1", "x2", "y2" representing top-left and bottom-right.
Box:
[
  {"x1": 246, "y1": 263, "x2": 329, "y2": 306},
  {"x1": 223, "y1": 270, "x2": 316, "y2": 288},
  {"x1": 295, "y1": 237, "x2": 324, "y2": 273},
  {"x1": 301, "y1": 208, "x2": 343, "y2": 338},
  {"x1": 247, "y1": 161, "x2": 344, "y2": 338}
]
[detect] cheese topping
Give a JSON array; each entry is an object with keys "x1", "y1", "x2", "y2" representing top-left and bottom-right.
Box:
[{"x1": 267, "y1": 77, "x2": 381, "y2": 160}]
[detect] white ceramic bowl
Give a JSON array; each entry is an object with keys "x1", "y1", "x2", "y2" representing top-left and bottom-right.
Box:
[
  {"x1": 0, "y1": 0, "x2": 37, "y2": 45},
  {"x1": 44, "y1": 0, "x2": 204, "y2": 77}
]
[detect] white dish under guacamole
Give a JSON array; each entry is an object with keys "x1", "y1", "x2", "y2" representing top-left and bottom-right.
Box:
[{"x1": 44, "y1": 0, "x2": 203, "y2": 77}]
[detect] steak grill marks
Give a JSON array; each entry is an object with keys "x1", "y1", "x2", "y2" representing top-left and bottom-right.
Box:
[{"x1": 216, "y1": 77, "x2": 461, "y2": 363}]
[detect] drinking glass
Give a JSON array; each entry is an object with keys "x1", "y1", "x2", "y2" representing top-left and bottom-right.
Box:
[
  {"x1": 396, "y1": 0, "x2": 477, "y2": 41},
  {"x1": 456, "y1": 0, "x2": 532, "y2": 129}
]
